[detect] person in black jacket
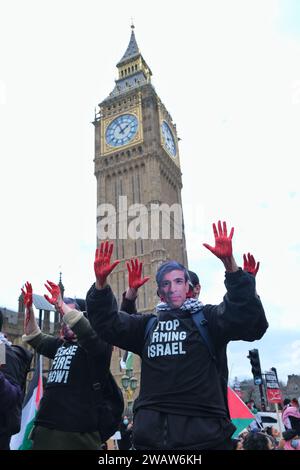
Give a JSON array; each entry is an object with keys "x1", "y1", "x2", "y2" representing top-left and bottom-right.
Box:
[
  {"x1": 0, "y1": 310, "x2": 33, "y2": 450},
  {"x1": 22, "y1": 282, "x2": 113, "y2": 450},
  {"x1": 86, "y1": 221, "x2": 268, "y2": 450}
]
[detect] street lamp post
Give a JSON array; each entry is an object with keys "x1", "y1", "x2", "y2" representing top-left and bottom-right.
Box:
[{"x1": 121, "y1": 368, "x2": 138, "y2": 418}]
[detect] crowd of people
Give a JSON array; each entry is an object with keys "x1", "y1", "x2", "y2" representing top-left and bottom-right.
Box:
[
  {"x1": 0, "y1": 220, "x2": 298, "y2": 450},
  {"x1": 232, "y1": 416, "x2": 300, "y2": 451}
]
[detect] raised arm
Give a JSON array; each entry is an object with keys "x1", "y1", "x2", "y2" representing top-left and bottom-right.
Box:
[
  {"x1": 44, "y1": 280, "x2": 113, "y2": 359},
  {"x1": 21, "y1": 282, "x2": 61, "y2": 358},
  {"x1": 87, "y1": 242, "x2": 153, "y2": 354},
  {"x1": 202, "y1": 222, "x2": 267, "y2": 344},
  {"x1": 21, "y1": 282, "x2": 38, "y2": 336},
  {"x1": 203, "y1": 220, "x2": 238, "y2": 273}
]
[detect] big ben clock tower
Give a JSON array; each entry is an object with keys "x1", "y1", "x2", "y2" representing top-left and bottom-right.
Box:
[{"x1": 94, "y1": 25, "x2": 188, "y2": 313}]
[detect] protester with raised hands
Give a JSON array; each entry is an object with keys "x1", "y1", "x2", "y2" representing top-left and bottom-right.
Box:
[
  {"x1": 21, "y1": 280, "x2": 113, "y2": 450},
  {"x1": 86, "y1": 221, "x2": 268, "y2": 450}
]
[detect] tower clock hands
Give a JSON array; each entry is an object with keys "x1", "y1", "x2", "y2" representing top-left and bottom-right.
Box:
[
  {"x1": 120, "y1": 122, "x2": 131, "y2": 134},
  {"x1": 117, "y1": 124, "x2": 124, "y2": 134}
]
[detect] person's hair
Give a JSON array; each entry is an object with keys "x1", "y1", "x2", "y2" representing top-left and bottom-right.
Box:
[
  {"x1": 62, "y1": 297, "x2": 88, "y2": 319},
  {"x1": 283, "y1": 398, "x2": 291, "y2": 406},
  {"x1": 243, "y1": 432, "x2": 271, "y2": 450},
  {"x1": 188, "y1": 270, "x2": 200, "y2": 287},
  {"x1": 73, "y1": 298, "x2": 86, "y2": 312},
  {"x1": 0, "y1": 309, "x2": 3, "y2": 331},
  {"x1": 156, "y1": 261, "x2": 189, "y2": 287},
  {"x1": 232, "y1": 438, "x2": 241, "y2": 450},
  {"x1": 265, "y1": 426, "x2": 273, "y2": 436}
]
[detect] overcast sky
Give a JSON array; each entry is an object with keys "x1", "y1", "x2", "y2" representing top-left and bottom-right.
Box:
[{"x1": 0, "y1": 0, "x2": 299, "y2": 384}]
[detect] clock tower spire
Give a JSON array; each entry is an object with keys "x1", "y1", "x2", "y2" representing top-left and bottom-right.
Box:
[
  {"x1": 102, "y1": 26, "x2": 152, "y2": 106},
  {"x1": 115, "y1": 23, "x2": 152, "y2": 84}
]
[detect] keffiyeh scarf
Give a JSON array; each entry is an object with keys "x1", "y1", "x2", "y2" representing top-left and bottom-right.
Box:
[
  {"x1": 156, "y1": 297, "x2": 203, "y2": 314},
  {"x1": 0, "y1": 332, "x2": 12, "y2": 346}
]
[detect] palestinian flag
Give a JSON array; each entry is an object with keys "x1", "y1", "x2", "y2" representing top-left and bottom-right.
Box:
[
  {"x1": 228, "y1": 386, "x2": 255, "y2": 438},
  {"x1": 10, "y1": 354, "x2": 43, "y2": 450},
  {"x1": 120, "y1": 350, "x2": 133, "y2": 371},
  {"x1": 125, "y1": 351, "x2": 133, "y2": 370}
]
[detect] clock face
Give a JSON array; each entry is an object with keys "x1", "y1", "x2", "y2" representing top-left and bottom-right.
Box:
[
  {"x1": 105, "y1": 114, "x2": 138, "y2": 147},
  {"x1": 161, "y1": 121, "x2": 176, "y2": 157}
]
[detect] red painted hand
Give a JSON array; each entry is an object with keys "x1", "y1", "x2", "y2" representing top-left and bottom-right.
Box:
[
  {"x1": 44, "y1": 280, "x2": 64, "y2": 315},
  {"x1": 94, "y1": 241, "x2": 120, "y2": 287},
  {"x1": 21, "y1": 282, "x2": 33, "y2": 309},
  {"x1": 21, "y1": 282, "x2": 33, "y2": 328},
  {"x1": 126, "y1": 258, "x2": 150, "y2": 290},
  {"x1": 203, "y1": 220, "x2": 234, "y2": 260},
  {"x1": 243, "y1": 253, "x2": 260, "y2": 277}
]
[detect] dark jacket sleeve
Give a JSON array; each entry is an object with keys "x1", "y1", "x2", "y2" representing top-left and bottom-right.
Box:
[
  {"x1": 28, "y1": 333, "x2": 62, "y2": 359},
  {"x1": 0, "y1": 371, "x2": 22, "y2": 410},
  {"x1": 120, "y1": 292, "x2": 138, "y2": 315},
  {"x1": 86, "y1": 284, "x2": 154, "y2": 356},
  {"x1": 204, "y1": 268, "x2": 268, "y2": 346}
]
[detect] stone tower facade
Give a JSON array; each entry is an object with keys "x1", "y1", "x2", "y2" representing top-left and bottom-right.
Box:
[{"x1": 94, "y1": 26, "x2": 188, "y2": 313}]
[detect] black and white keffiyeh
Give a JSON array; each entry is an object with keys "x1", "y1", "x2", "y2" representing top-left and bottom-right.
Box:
[
  {"x1": 0, "y1": 332, "x2": 12, "y2": 346},
  {"x1": 156, "y1": 297, "x2": 203, "y2": 314}
]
